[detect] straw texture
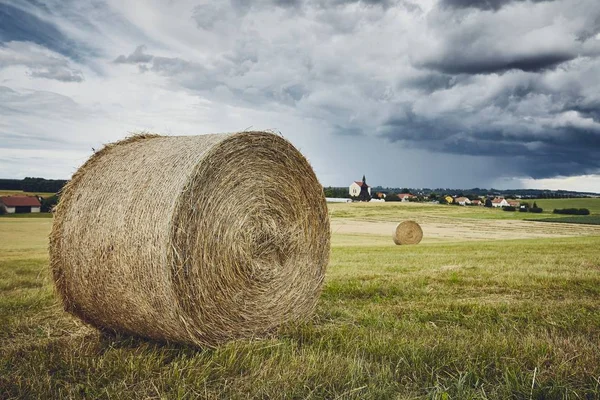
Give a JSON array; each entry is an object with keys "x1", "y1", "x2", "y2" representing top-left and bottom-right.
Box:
[
  {"x1": 393, "y1": 220, "x2": 423, "y2": 245},
  {"x1": 49, "y1": 131, "x2": 330, "y2": 347}
]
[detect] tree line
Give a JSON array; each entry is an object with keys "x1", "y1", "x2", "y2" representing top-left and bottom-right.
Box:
[{"x1": 0, "y1": 178, "x2": 67, "y2": 193}]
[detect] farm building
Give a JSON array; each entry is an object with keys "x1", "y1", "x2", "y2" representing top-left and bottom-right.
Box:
[
  {"x1": 0, "y1": 196, "x2": 41, "y2": 214},
  {"x1": 455, "y1": 197, "x2": 471, "y2": 206},
  {"x1": 444, "y1": 195, "x2": 454, "y2": 204},
  {"x1": 491, "y1": 197, "x2": 510, "y2": 208},
  {"x1": 397, "y1": 193, "x2": 416, "y2": 202},
  {"x1": 508, "y1": 200, "x2": 520, "y2": 207},
  {"x1": 471, "y1": 199, "x2": 482, "y2": 206},
  {"x1": 349, "y1": 176, "x2": 372, "y2": 198}
]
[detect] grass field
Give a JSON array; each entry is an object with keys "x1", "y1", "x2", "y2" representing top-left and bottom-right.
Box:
[
  {"x1": 1, "y1": 204, "x2": 600, "y2": 399},
  {"x1": 0, "y1": 190, "x2": 56, "y2": 198},
  {"x1": 329, "y1": 198, "x2": 600, "y2": 221},
  {"x1": 528, "y1": 198, "x2": 600, "y2": 215},
  {"x1": 0, "y1": 213, "x2": 53, "y2": 219}
]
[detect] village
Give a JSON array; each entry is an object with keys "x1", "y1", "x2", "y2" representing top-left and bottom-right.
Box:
[
  {"x1": 342, "y1": 176, "x2": 538, "y2": 211},
  {"x1": 0, "y1": 175, "x2": 563, "y2": 215}
]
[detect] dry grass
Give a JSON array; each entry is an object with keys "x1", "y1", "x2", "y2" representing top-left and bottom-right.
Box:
[
  {"x1": 2, "y1": 198, "x2": 600, "y2": 398},
  {"x1": 50, "y1": 132, "x2": 329, "y2": 347},
  {"x1": 0, "y1": 190, "x2": 55, "y2": 198}
]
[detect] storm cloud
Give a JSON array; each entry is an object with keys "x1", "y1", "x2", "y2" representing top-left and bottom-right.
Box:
[
  {"x1": 1, "y1": 0, "x2": 600, "y2": 189},
  {"x1": 440, "y1": 0, "x2": 555, "y2": 11}
]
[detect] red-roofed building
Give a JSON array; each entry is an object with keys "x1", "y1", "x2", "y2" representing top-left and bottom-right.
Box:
[
  {"x1": 0, "y1": 196, "x2": 42, "y2": 214},
  {"x1": 455, "y1": 196, "x2": 471, "y2": 206},
  {"x1": 397, "y1": 193, "x2": 416, "y2": 202},
  {"x1": 491, "y1": 197, "x2": 509, "y2": 208}
]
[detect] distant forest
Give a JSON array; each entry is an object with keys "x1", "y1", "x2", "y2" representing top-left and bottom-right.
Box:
[{"x1": 0, "y1": 178, "x2": 67, "y2": 193}]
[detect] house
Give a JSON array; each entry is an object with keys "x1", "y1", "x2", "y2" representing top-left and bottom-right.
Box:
[
  {"x1": 0, "y1": 196, "x2": 42, "y2": 214},
  {"x1": 374, "y1": 192, "x2": 386, "y2": 199},
  {"x1": 349, "y1": 176, "x2": 372, "y2": 200},
  {"x1": 491, "y1": 197, "x2": 509, "y2": 208},
  {"x1": 444, "y1": 195, "x2": 454, "y2": 204},
  {"x1": 397, "y1": 193, "x2": 416, "y2": 202},
  {"x1": 471, "y1": 199, "x2": 482, "y2": 206},
  {"x1": 455, "y1": 197, "x2": 471, "y2": 206},
  {"x1": 508, "y1": 200, "x2": 520, "y2": 208}
]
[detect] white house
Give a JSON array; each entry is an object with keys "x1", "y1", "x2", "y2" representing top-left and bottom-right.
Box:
[
  {"x1": 455, "y1": 197, "x2": 471, "y2": 206},
  {"x1": 349, "y1": 181, "x2": 372, "y2": 197},
  {"x1": 491, "y1": 197, "x2": 509, "y2": 208},
  {"x1": 0, "y1": 196, "x2": 42, "y2": 214}
]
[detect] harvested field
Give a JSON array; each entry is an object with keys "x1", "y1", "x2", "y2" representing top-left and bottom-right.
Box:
[{"x1": 332, "y1": 217, "x2": 600, "y2": 242}]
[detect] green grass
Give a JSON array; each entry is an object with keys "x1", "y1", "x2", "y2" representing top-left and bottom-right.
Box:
[
  {"x1": 0, "y1": 213, "x2": 53, "y2": 218},
  {"x1": 532, "y1": 216, "x2": 600, "y2": 225},
  {"x1": 529, "y1": 198, "x2": 600, "y2": 215},
  {"x1": 2, "y1": 215, "x2": 600, "y2": 398}
]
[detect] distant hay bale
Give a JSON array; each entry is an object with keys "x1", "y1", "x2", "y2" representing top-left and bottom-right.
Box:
[
  {"x1": 49, "y1": 131, "x2": 330, "y2": 347},
  {"x1": 393, "y1": 221, "x2": 423, "y2": 245}
]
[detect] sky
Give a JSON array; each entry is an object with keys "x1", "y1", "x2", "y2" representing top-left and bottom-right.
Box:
[{"x1": 1, "y1": 0, "x2": 600, "y2": 192}]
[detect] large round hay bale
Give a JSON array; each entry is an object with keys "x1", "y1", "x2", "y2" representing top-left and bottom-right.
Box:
[
  {"x1": 49, "y1": 131, "x2": 330, "y2": 347},
  {"x1": 393, "y1": 220, "x2": 423, "y2": 245}
]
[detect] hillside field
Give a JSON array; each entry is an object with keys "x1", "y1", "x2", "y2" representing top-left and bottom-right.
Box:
[
  {"x1": 528, "y1": 198, "x2": 600, "y2": 215},
  {"x1": 1, "y1": 202, "x2": 600, "y2": 399}
]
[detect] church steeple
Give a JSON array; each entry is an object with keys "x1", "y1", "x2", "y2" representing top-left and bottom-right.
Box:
[{"x1": 359, "y1": 174, "x2": 370, "y2": 202}]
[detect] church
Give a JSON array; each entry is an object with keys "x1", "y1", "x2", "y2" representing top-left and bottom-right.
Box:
[{"x1": 348, "y1": 176, "x2": 371, "y2": 201}]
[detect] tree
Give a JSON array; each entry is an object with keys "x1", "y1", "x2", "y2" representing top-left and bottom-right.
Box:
[
  {"x1": 485, "y1": 198, "x2": 493, "y2": 208},
  {"x1": 41, "y1": 195, "x2": 59, "y2": 213},
  {"x1": 533, "y1": 201, "x2": 538, "y2": 208},
  {"x1": 385, "y1": 193, "x2": 400, "y2": 202}
]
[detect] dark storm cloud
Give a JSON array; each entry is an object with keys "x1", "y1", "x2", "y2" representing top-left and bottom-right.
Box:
[
  {"x1": 440, "y1": 0, "x2": 555, "y2": 11},
  {"x1": 381, "y1": 107, "x2": 600, "y2": 179},
  {"x1": 423, "y1": 52, "x2": 576, "y2": 74}
]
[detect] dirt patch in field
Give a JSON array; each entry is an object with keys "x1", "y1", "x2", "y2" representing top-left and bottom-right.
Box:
[{"x1": 331, "y1": 217, "x2": 600, "y2": 242}]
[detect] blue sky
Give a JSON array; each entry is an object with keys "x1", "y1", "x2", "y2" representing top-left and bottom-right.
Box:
[{"x1": 1, "y1": 0, "x2": 600, "y2": 191}]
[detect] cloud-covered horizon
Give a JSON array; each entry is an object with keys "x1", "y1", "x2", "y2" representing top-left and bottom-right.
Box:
[{"x1": 1, "y1": 0, "x2": 600, "y2": 191}]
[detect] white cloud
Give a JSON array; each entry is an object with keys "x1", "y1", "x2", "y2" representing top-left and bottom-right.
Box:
[{"x1": 0, "y1": 41, "x2": 83, "y2": 82}]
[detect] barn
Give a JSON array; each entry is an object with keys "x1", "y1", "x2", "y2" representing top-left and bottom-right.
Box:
[{"x1": 0, "y1": 196, "x2": 42, "y2": 214}]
